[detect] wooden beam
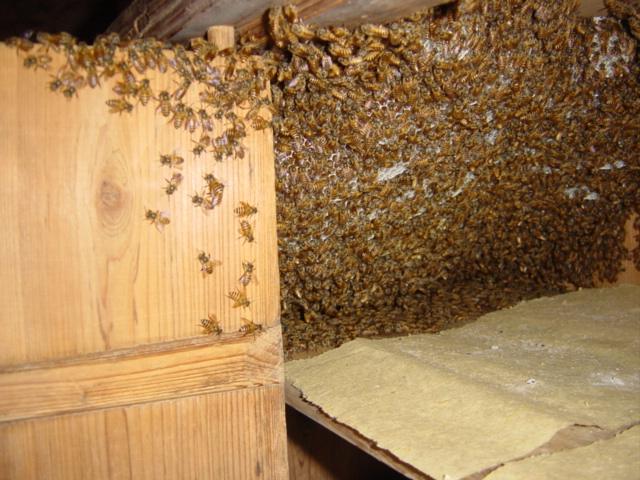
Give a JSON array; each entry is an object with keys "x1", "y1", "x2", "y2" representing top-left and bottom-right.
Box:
[
  {"x1": 108, "y1": 0, "x2": 454, "y2": 42},
  {"x1": 109, "y1": 0, "x2": 613, "y2": 42},
  {"x1": 0, "y1": 328, "x2": 283, "y2": 423}
]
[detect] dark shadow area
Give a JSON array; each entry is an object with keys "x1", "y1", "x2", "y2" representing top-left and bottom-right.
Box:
[
  {"x1": 286, "y1": 405, "x2": 410, "y2": 480},
  {"x1": 0, "y1": 0, "x2": 131, "y2": 41}
]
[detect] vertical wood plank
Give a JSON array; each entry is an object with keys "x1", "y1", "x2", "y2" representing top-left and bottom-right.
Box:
[
  {"x1": 0, "y1": 43, "x2": 280, "y2": 365},
  {"x1": 0, "y1": 386, "x2": 288, "y2": 480}
]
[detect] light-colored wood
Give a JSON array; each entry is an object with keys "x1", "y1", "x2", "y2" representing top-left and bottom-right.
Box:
[
  {"x1": 109, "y1": 0, "x2": 611, "y2": 42},
  {"x1": 0, "y1": 326, "x2": 282, "y2": 423},
  {"x1": 0, "y1": 31, "x2": 287, "y2": 479},
  {"x1": 207, "y1": 25, "x2": 236, "y2": 48},
  {"x1": 0, "y1": 43, "x2": 280, "y2": 366},
  {"x1": 0, "y1": 386, "x2": 288, "y2": 480},
  {"x1": 285, "y1": 383, "x2": 429, "y2": 480}
]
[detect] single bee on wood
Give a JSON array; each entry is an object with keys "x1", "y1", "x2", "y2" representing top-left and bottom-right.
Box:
[
  {"x1": 200, "y1": 314, "x2": 222, "y2": 335},
  {"x1": 163, "y1": 172, "x2": 183, "y2": 196},
  {"x1": 192, "y1": 134, "x2": 211, "y2": 157},
  {"x1": 137, "y1": 79, "x2": 153, "y2": 106},
  {"x1": 197, "y1": 251, "x2": 221, "y2": 276},
  {"x1": 238, "y1": 220, "x2": 255, "y2": 243},
  {"x1": 159, "y1": 153, "x2": 184, "y2": 169},
  {"x1": 251, "y1": 115, "x2": 270, "y2": 130},
  {"x1": 156, "y1": 90, "x2": 172, "y2": 117},
  {"x1": 239, "y1": 261, "x2": 255, "y2": 287},
  {"x1": 144, "y1": 209, "x2": 170, "y2": 232},
  {"x1": 228, "y1": 289, "x2": 250, "y2": 308},
  {"x1": 234, "y1": 201, "x2": 257, "y2": 217},
  {"x1": 240, "y1": 318, "x2": 263, "y2": 337},
  {"x1": 203, "y1": 174, "x2": 224, "y2": 208},
  {"x1": 23, "y1": 53, "x2": 52, "y2": 70},
  {"x1": 106, "y1": 98, "x2": 134, "y2": 114}
]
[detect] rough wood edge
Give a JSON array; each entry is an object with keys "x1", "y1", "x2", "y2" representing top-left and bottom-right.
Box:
[
  {"x1": 207, "y1": 25, "x2": 235, "y2": 48},
  {"x1": 285, "y1": 382, "x2": 432, "y2": 480},
  {"x1": 0, "y1": 327, "x2": 283, "y2": 423}
]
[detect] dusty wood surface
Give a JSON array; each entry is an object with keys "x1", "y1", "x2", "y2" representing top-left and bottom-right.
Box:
[
  {"x1": 108, "y1": 0, "x2": 607, "y2": 42},
  {"x1": 0, "y1": 385, "x2": 288, "y2": 480},
  {"x1": 0, "y1": 326, "x2": 282, "y2": 423},
  {"x1": 0, "y1": 43, "x2": 280, "y2": 365}
]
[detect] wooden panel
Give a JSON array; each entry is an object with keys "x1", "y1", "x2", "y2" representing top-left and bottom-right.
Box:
[
  {"x1": 0, "y1": 326, "x2": 282, "y2": 423},
  {"x1": 0, "y1": 385, "x2": 288, "y2": 480},
  {"x1": 0, "y1": 43, "x2": 279, "y2": 365},
  {"x1": 108, "y1": 0, "x2": 611, "y2": 42}
]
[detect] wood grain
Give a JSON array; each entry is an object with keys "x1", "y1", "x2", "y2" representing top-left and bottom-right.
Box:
[
  {"x1": 0, "y1": 44, "x2": 280, "y2": 365},
  {"x1": 0, "y1": 327, "x2": 282, "y2": 423},
  {"x1": 0, "y1": 385, "x2": 288, "y2": 480}
]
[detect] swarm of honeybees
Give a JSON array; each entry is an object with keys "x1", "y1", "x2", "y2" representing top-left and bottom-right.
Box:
[
  {"x1": 7, "y1": 0, "x2": 639, "y2": 356},
  {"x1": 262, "y1": 0, "x2": 640, "y2": 355}
]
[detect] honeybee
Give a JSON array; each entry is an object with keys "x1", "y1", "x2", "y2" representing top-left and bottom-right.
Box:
[
  {"x1": 7, "y1": 36, "x2": 34, "y2": 52},
  {"x1": 361, "y1": 24, "x2": 390, "y2": 38},
  {"x1": 86, "y1": 66, "x2": 99, "y2": 88},
  {"x1": 200, "y1": 314, "x2": 222, "y2": 335},
  {"x1": 23, "y1": 53, "x2": 52, "y2": 70},
  {"x1": 106, "y1": 98, "x2": 133, "y2": 114},
  {"x1": 328, "y1": 43, "x2": 352, "y2": 58},
  {"x1": 144, "y1": 209, "x2": 170, "y2": 232},
  {"x1": 239, "y1": 318, "x2": 263, "y2": 337},
  {"x1": 251, "y1": 115, "x2": 270, "y2": 130},
  {"x1": 234, "y1": 201, "x2": 258, "y2": 217},
  {"x1": 48, "y1": 74, "x2": 63, "y2": 92},
  {"x1": 163, "y1": 172, "x2": 183, "y2": 196},
  {"x1": 197, "y1": 251, "x2": 221, "y2": 276},
  {"x1": 113, "y1": 80, "x2": 138, "y2": 97},
  {"x1": 173, "y1": 79, "x2": 191, "y2": 100},
  {"x1": 198, "y1": 108, "x2": 214, "y2": 132},
  {"x1": 137, "y1": 79, "x2": 153, "y2": 106},
  {"x1": 192, "y1": 134, "x2": 211, "y2": 156},
  {"x1": 156, "y1": 91, "x2": 172, "y2": 117},
  {"x1": 228, "y1": 289, "x2": 251, "y2": 308},
  {"x1": 239, "y1": 261, "x2": 255, "y2": 286},
  {"x1": 159, "y1": 153, "x2": 184, "y2": 169},
  {"x1": 184, "y1": 106, "x2": 198, "y2": 133},
  {"x1": 204, "y1": 173, "x2": 224, "y2": 207},
  {"x1": 239, "y1": 220, "x2": 255, "y2": 243},
  {"x1": 291, "y1": 23, "x2": 316, "y2": 41}
]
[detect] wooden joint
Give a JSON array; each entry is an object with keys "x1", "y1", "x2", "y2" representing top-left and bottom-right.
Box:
[{"x1": 0, "y1": 327, "x2": 283, "y2": 423}]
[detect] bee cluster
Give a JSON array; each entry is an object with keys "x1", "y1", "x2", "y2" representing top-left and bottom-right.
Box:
[
  {"x1": 262, "y1": 0, "x2": 640, "y2": 355},
  {"x1": 7, "y1": 28, "x2": 269, "y2": 339},
  {"x1": 7, "y1": 0, "x2": 639, "y2": 356}
]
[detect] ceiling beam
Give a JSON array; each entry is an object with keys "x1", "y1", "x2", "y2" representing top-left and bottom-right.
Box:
[{"x1": 108, "y1": 0, "x2": 608, "y2": 43}]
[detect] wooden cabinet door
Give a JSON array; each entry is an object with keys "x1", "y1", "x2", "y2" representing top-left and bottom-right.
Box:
[{"x1": 0, "y1": 43, "x2": 288, "y2": 479}]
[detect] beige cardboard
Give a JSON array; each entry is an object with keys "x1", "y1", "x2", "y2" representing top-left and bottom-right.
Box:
[
  {"x1": 286, "y1": 285, "x2": 640, "y2": 479},
  {"x1": 486, "y1": 425, "x2": 640, "y2": 480}
]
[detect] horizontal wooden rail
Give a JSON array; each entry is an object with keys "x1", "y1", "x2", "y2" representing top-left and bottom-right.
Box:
[{"x1": 0, "y1": 327, "x2": 283, "y2": 423}]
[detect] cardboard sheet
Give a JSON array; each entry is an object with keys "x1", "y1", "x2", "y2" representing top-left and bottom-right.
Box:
[
  {"x1": 486, "y1": 425, "x2": 640, "y2": 480},
  {"x1": 286, "y1": 285, "x2": 640, "y2": 479}
]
